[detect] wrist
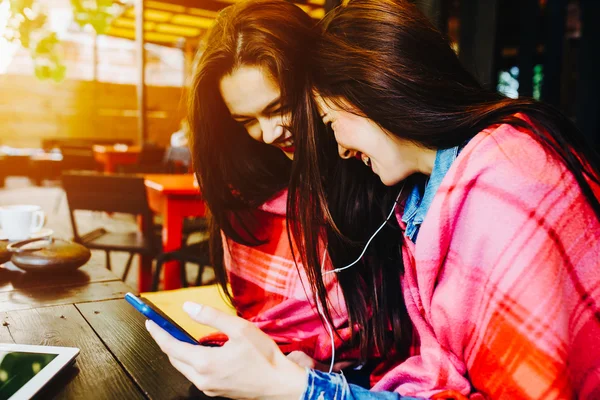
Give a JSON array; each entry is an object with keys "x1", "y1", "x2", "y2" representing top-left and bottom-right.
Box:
[{"x1": 265, "y1": 355, "x2": 308, "y2": 400}]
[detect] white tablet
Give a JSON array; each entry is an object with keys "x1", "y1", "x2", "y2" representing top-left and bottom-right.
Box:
[{"x1": 0, "y1": 343, "x2": 80, "y2": 400}]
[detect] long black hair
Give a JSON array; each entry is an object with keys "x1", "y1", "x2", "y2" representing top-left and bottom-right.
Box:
[
  {"x1": 289, "y1": 0, "x2": 600, "y2": 361},
  {"x1": 189, "y1": 0, "x2": 317, "y2": 301}
]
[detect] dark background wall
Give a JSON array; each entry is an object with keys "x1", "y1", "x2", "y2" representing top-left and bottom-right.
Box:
[{"x1": 325, "y1": 0, "x2": 600, "y2": 152}]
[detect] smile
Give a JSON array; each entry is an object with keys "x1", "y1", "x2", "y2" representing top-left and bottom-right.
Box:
[
  {"x1": 356, "y1": 152, "x2": 372, "y2": 168},
  {"x1": 275, "y1": 137, "x2": 295, "y2": 152},
  {"x1": 363, "y1": 156, "x2": 371, "y2": 168}
]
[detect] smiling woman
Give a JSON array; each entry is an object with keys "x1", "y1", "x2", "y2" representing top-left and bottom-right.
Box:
[{"x1": 289, "y1": 0, "x2": 600, "y2": 398}]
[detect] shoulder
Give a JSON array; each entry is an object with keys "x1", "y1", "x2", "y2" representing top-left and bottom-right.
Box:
[
  {"x1": 459, "y1": 120, "x2": 566, "y2": 189},
  {"x1": 422, "y1": 119, "x2": 599, "y2": 263},
  {"x1": 442, "y1": 119, "x2": 582, "y2": 215},
  {"x1": 408, "y1": 118, "x2": 598, "y2": 257}
]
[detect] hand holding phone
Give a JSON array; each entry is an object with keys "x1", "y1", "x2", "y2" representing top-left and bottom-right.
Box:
[{"x1": 125, "y1": 292, "x2": 198, "y2": 345}]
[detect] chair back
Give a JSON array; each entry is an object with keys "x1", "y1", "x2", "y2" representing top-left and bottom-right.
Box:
[
  {"x1": 138, "y1": 143, "x2": 166, "y2": 165},
  {"x1": 61, "y1": 171, "x2": 154, "y2": 243},
  {"x1": 60, "y1": 147, "x2": 99, "y2": 171}
]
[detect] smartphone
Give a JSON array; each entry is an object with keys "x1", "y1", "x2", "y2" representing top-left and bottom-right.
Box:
[{"x1": 125, "y1": 292, "x2": 198, "y2": 345}]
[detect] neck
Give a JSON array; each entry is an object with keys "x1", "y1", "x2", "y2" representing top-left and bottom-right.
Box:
[
  {"x1": 417, "y1": 146, "x2": 437, "y2": 176},
  {"x1": 421, "y1": 145, "x2": 437, "y2": 175}
]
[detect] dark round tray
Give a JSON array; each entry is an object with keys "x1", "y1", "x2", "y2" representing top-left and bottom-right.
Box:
[{"x1": 8, "y1": 238, "x2": 91, "y2": 273}]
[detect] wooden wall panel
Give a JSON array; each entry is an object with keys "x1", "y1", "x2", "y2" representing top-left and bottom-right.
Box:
[{"x1": 0, "y1": 75, "x2": 185, "y2": 148}]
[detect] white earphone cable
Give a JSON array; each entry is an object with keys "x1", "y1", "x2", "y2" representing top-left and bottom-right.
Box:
[
  {"x1": 324, "y1": 183, "x2": 405, "y2": 275},
  {"x1": 317, "y1": 247, "x2": 336, "y2": 373},
  {"x1": 317, "y1": 183, "x2": 405, "y2": 373}
]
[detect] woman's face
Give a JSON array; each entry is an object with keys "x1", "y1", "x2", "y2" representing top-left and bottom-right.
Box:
[
  {"x1": 315, "y1": 95, "x2": 436, "y2": 185},
  {"x1": 220, "y1": 65, "x2": 294, "y2": 160}
]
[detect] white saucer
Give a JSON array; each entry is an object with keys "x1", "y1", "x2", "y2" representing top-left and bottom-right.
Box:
[{"x1": 0, "y1": 228, "x2": 54, "y2": 241}]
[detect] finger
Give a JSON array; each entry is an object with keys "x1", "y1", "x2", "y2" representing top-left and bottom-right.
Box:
[
  {"x1": 170, "y1": 357, "x2": 217, "y2": 397},
  {"x1": 146, "y1": 320, "x2": 206, "y2": 363},
  {"x1": 183, "y1": 302, "x2": 250, "y2": 337},
  {"x1": 170, "y1": 356, "x2": 199, "y2": 382},
  {"x1": 169, "y1": 356, "x2": 209, "y2": 390}
]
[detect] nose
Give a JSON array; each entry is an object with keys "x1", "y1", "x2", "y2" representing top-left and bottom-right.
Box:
[
  {"x1": 260, "y1": 119, "x2": 284, "y2": 144},
  {"x1": 338, "y1": 144, "x2": 354, "y2": 159}
]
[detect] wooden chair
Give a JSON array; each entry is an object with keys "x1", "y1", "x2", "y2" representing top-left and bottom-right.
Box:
[
  {"x1": 59, "y1": 147, "x2": 100, "y2": 171},
  {"x1": 151, "y1": 240, "x2": 212, "y2": 291},
  {"x1": 117, "y1": 143, "x2": 166, "y2": 174},
  {"x1": 61, "y1": 171, "x2": 161, "y2": 280}
]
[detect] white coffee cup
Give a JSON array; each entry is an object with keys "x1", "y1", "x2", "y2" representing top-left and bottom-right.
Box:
[{"x1": 0, "y1": 205, "x2": 46, "y2": 241}]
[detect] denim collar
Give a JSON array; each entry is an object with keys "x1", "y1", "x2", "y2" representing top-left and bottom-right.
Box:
[{"x1": 401, "y1": 146, "x2": 460, "y2": 243}]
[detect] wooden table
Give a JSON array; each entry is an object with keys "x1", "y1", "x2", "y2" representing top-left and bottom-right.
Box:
[
  {"x1": 93, "y1": 145, "x2": 141, "y2": 173},
  {"x1": 143, "y1": 174, "x2": 205, "y2": 291},
  {"x1": 0, "y1": 258, "x2": 213, "y2": 399}
]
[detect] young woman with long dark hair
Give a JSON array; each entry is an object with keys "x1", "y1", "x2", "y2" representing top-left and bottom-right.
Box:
[
  {"x1": 147, "y1": 0, "x2": 600, "y2": 398},
  {"x1": 288, "y1": 0, "x2": 600, "y2": 398}
]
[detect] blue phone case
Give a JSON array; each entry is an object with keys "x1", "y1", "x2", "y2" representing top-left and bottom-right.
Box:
[{"x1": 125, "y1": 292, "x2": 198, "y2": 345}]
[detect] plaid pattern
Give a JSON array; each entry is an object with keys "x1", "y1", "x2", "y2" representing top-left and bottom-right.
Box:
[
  {"x1": 372, "y1": 121, "x2": 600, "y2": 399},
  {"x1": 200, "y1": 190, "x2": 354, "y2": 362}
]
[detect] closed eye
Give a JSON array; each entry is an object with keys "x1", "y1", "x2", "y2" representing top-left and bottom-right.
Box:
[
  {"x1": 268, "y1": 107, "x2": 283, "y2": 117},
  {"x1": 236, "y1": 118, "x2": 255, "y2": 127}
]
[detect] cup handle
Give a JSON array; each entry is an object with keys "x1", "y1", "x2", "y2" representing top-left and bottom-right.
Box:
[{"x1": 31, "y1": 210, "x2": 45, "y2": 233}]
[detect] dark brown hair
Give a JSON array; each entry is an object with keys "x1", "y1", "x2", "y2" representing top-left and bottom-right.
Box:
[
  {"x1": 290, "y1": 0, "x2": 600, "y2": 360},
  {"x1": 189, "y1": 0, "x2": 317, "y2": 301}
]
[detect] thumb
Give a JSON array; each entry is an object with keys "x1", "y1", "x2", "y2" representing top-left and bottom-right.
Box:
[{"x1": 183, "y1": 302, "x2": 248, "y2": 337}]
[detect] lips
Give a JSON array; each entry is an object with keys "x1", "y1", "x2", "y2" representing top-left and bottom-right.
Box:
[
  {"x1": 279, "y1": 145, "x2": 295, "y2": 153},
  {"x1": 274, "y1": 136, "x2": 295, "y2": 154}
]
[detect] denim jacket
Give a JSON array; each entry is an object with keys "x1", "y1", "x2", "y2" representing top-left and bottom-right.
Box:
[
  {"x1": 402, "y1": 145, "x2": 461, "y2": 243},
  {"x1": 301, "y1": 369, "x2": 423, "y2": 400},
  {"x1": 300, "y1": 146, "x2": 463, "y2": 400}
]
